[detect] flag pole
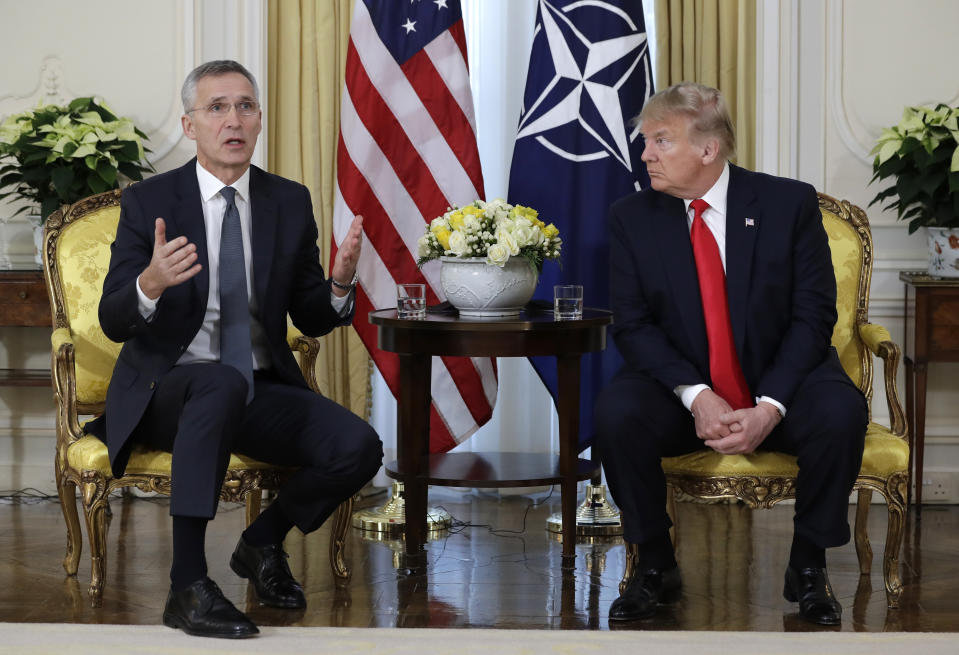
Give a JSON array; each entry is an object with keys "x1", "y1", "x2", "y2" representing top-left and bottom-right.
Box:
[{"x1": 546, "y1": 445, "x2": 622, "y2": 537}]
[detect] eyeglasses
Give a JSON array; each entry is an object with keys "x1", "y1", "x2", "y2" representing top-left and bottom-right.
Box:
[{"x1": 187, "y1": 100, "x2": 260, "y2": 117}]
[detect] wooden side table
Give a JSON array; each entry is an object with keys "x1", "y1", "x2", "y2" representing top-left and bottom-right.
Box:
[
  {"x1": 0, "y1": 269, "x2": 52, "y2": 386},
  {"x1": 369, "y1": 308, "x2": 612, "y2": 573},
  {"x1": 900, "y1": 271, "x2": 959, "y2": 506}
]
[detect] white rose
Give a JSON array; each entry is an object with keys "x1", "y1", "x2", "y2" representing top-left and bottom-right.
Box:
[
  {"x1": 496, "y1": 228, "x2": 519, "y2": 255},
  {"x1": 487, "y1": 242, "x2": 510, "y2": 267},
  {"x1": 463, "y1": 214, "x2": 481, "y2": 232},
  {"x1": 448, "y1": 230, "x2": 468, "y2": 256},
  {"x1": 529, "y1": 225, "x2": 545, "y2": 246},
  {"x1": 511, "y1": 221, "x2": 533, "y2": 248}
]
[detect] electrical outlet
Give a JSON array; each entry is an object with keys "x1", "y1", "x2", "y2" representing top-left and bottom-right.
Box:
[{"x1": 921, "y1": 472, "x2": 957, "y2": 503}]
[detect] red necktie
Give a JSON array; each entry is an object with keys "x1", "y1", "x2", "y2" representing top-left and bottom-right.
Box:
[{"x1": 689, "y1": 198, "x2": 752, "y2": 410}]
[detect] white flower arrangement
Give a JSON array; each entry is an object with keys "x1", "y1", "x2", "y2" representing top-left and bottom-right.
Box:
[{"x1": 416, "y1": 199, "x2": 562, "y2": 270}]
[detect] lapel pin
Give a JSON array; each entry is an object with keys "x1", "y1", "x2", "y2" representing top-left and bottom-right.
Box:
[{"x1": 744, "y1": 217, "x2": 755, "y2": 227}]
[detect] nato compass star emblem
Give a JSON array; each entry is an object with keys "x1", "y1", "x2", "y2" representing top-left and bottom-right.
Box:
[{"x1": 516, "y1": 0, "x2": 652, "y2": 171}]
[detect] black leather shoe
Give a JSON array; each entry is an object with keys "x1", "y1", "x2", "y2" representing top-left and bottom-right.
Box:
[
  {"x1": 783, "y1": 565, "x2": 842, "y2": 626},
  {"x1": 230, "y1": 537, "x2": 306, "y2": 609},
  {"x1": 162, "y1": 577, "x2": 258, "y2": 639},
  {"x1": 608, "y1": 565, "x2": 682, "y2": 621}
]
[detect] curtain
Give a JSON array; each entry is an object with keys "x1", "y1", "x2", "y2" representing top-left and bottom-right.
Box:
[
  {"x1": 654, "y1": 0, "x2": 756, "y2": 170},
  {"x1": 267, "y1": 0, "x2": 370, "y2": 420}
]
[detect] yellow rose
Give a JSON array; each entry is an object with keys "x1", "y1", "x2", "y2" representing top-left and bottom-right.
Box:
[
  {"x1": 449, "y1": 211, "x2": 466, "y2": 231},
  {"x1": 434, "y1": 226, "x2": 451, "y2": 250},
  {"x1": 543, "y1": 223, "x2": 559, "y2": 239},
  {"x1": 512, "y1": 205, "x2": 539, "y2": 221}
]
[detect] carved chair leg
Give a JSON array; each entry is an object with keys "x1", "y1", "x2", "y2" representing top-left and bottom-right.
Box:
[
  {"x1": 245, "y1": 490, "x2": 262, "y2": 527},
  {"x1": 854, "y1": 488, "x2": 873, "y2": 575},
  {"x1": 82, "y1": 490, "x2": 110, "y2": 606},
  {"x1": 619, "y1": 540, "x2": 638, "y2": 595},
  {"x1": 882, "y1": 475, "x2": 907, "y2": 609},
  {"x1": 329, "y1": 497, "x2": 353, "y2": 581},
  {"x1": 56, "y1": 462, "x2": 82, "y2": 576}
]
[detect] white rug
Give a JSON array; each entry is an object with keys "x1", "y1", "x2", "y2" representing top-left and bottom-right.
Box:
[{"x1": 0, "y1": 624, "x2": 956, "y2": 655}]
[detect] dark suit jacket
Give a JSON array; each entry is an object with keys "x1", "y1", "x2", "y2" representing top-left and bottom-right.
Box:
[
  {"x1": 94, "y1": 159, "x2": 353, "y2": 476},
  {"x1": 607, "y1": 164, "x2": 849, "y2": 408}
]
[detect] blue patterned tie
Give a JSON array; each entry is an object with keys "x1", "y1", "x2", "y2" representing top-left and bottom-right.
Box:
[{"x1": 218, "y1": 186, "x2": 254, "y2": 403}]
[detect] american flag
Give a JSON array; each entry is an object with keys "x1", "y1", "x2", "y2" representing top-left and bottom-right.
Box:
[{"x1": 332, "y1": 0, "x2": 496, "y2": 453}]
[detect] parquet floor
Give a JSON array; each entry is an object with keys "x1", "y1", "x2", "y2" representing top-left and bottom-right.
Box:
[{"x1": 0, "y1": 487, "x2": 956, "y2": 631}]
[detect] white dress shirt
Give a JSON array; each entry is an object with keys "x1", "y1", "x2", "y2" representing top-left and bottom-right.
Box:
[
  {"x1": 135, "y1": 162, "x2": 350, "y2": 370},
  {"x1": 674, "y1": 163, "x2": 786, "y2": 417}
]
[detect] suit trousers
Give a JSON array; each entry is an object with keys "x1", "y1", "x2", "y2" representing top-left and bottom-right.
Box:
[
  {"x1": 594, "y1": 362, "x2": 867, "y2": 550},
  {"x1": 131, "y1": 363, "x2": 383, "y2": 533}
]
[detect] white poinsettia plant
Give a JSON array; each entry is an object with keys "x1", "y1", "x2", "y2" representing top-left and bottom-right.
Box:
[
  {"x1": 0, "y1": 97, "x2": 152, "y2": 221},
  {"x1": 416, "y1": 199, "x2": 562, "y2": 271}
]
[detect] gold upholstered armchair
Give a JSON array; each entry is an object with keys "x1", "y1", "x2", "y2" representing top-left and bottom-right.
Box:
[
  {"x1": 624, "y1": 193, "x2": 910, "y2": 609},
  {"x1": 42, "y1": 189, "x2": 352, "y2": 604}
]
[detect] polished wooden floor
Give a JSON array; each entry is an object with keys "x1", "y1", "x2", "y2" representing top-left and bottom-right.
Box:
[{"x1": 0, "y1": 487, "x2": 956, "y2": 631}]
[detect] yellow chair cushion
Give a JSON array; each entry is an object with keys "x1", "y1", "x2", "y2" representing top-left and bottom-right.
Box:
[
  {"x1": 56, "y1": 205, "x2": 124, "y2": 405},
  {"x1": 662, "y1": 423, "x2": 908, "y2": 480},
  {"x1": 66, "y1": 435, "x2": 277, "y2": 477}
]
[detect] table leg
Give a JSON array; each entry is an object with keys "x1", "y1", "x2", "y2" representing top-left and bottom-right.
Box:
[
  {"x1": 904, "y1": 356, "x2": 915, "y2": 506},
  {"x1": 556, "y1": 353, "x2": 582, "y2": 571},
  {"x1": 914, "y1": 361, "x2": 928, "y2": 508},
  {"x1": 398, "y1": 352, "x2": 431, "y2": 573}
]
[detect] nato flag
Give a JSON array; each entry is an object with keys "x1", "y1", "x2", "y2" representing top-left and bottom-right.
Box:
[{"x1": 507, "y1": 0, "x2": 653, "y2": 451}]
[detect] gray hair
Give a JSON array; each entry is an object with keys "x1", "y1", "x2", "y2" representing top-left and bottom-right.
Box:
[
  {"x1": 638, "y1": 82, "x2": 736, "y2": 159},
  {"x1": 181, "y1": 60, "x2": 260, "y2": 113}
]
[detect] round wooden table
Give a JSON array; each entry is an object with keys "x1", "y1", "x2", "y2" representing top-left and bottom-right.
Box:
[{"x1": 369, "y1": 307, "x2": 612, "y2": 571}]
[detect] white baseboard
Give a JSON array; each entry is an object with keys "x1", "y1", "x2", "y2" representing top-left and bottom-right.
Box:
[{"x1": 0, "y1": 463, "x2": 56, "y2": 496}]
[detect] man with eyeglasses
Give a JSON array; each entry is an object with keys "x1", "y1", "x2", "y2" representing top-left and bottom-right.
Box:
[{"x1": 87, "y1": 60, "x2": 383, "y2": 638}]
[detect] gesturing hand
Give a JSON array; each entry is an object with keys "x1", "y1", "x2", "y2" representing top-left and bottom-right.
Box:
[
  {"x1": 331, "y1": 214, "x2": 363, "y2": 297},
  {"x1": 138, "y1": 218, "x2": 202, "y2": 300}
]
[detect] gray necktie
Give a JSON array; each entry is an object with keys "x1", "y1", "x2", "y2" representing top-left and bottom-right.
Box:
[{"x1": 218, "y1": 186, "x2": 254, "y2": 402}]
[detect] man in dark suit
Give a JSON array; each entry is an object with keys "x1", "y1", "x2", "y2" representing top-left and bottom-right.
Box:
[
  {"x1": 90, "y1": 60, "x2": 383, "y2": 638},
  {"x1": 594, "y1": 82, "x2": 867, "y2": 626}
]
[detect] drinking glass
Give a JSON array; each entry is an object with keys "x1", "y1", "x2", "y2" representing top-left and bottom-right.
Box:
[
  {"x1": 553, "y1": 284, "x2": 583, "y2": 320},
  {"x1": 397, "y1": 283, "x2": 426, "y2": 319}
]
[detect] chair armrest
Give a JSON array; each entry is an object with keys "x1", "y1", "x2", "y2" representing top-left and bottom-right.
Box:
[
  {"x1": 51, "y1": 327, "x2": 74, "y2": 353},
  {"x1": 50, "y1": 328, "x2": 85, "y2": 450},
  {"x1": 858, "y1": 322, "x2": 907, "y2": 439},
  {"x1": 287, "y1": 325, "x2": 322, "y2": 394}
]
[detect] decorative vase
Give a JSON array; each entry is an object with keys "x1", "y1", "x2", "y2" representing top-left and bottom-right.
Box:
[
  {"x1": 439, "y1": 256, "x2": 538, "y2": 317},
  {"x1": 926, "y1": 227, "x2": 959, "y2": 278},
  {"x1": 30, "y1": 214, "x2": 44, "y2": 268}
]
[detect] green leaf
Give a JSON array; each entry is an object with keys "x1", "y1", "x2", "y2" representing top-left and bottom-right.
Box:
[
  {"x1": 71, "y1": 143, "x2": 95, "y2": 159},
  {"x1": 87, "y1": 174, "x2": 108, "y2": 194},
  {"x1": 950, "y1": 171, "x2": 959, "y2": 193},
  {"x1": 67, "y1": 97, "x2": 92, "y2": 113},
  {"x1": 21, "y1": 167, "x2": 47, "y2": 184},
  {"x1": 877, "y1": 140, "x2": 900, "y2": 165},
  {"x1": 96, "y1": 159, "x2": 117, "y2": 186},
  {"x1": 952, "y1": 144, "x2": 959, "y2": 172},
  {"x1": 40, "y1": 196, "x2": 60, "y2": 221},
  {"x1": 51, "y1": 167, "x2": 74, "y2": 198},
  {"x1": 23, "y1": 151, "x2": 48, "y2": 164}
]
